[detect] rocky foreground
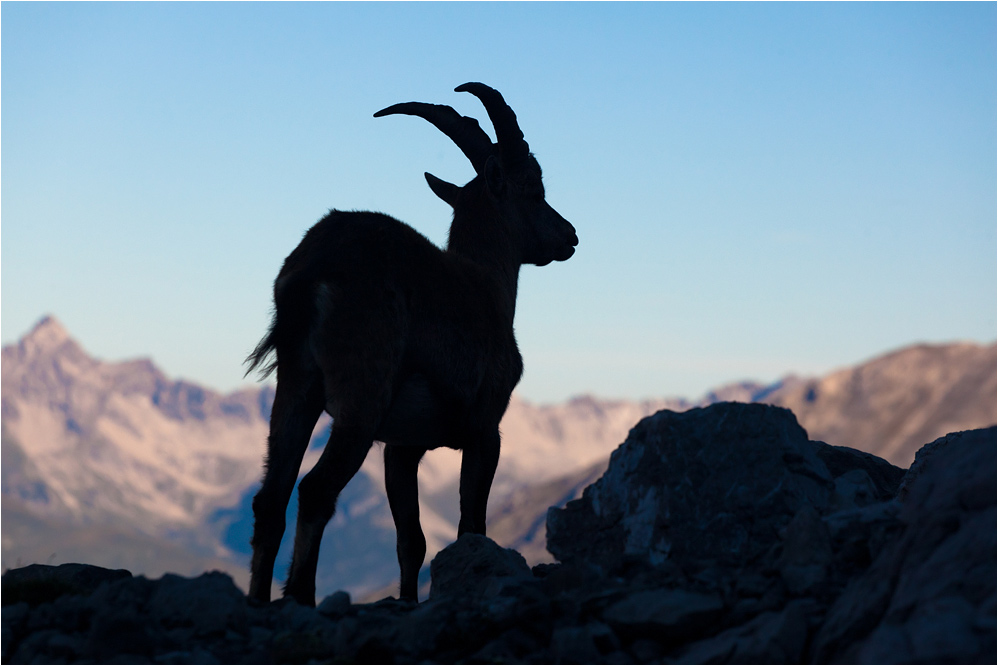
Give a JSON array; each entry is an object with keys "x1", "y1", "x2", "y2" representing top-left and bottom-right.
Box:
[{"x1": 2, "y1": 403, "x2": 995, "y2": 664}]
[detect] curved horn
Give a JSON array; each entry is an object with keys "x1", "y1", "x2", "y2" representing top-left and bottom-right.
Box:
[
  {"x1": 374, "y1": 102, "x2": 493, "y2": 174},
  {"x1": 455, "y1": 82, "x2": 530, "y2": 169}
]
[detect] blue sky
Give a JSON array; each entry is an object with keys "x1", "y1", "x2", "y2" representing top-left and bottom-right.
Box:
[{"x1": 3, "y1": 2, "x2": 995, "y2": 403}]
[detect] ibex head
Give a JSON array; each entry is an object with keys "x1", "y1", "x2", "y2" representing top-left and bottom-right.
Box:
[{"x1": 374, "y1": 82, "x2": 578, "y2": 267}]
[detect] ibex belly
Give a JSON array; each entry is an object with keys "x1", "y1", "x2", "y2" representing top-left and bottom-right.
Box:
[{"x1": 375, "y1": 374, "x2": 458, "y2": 449}]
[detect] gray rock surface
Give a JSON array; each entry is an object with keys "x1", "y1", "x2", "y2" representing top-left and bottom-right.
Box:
[
  {"x1": 547, "y1": 403, "x2": 835, "y2": 574},
  {"x1": 1, "y1": 563, "x2": 131, "y2": 606},
  {"x1": 814, "y1": 426, "x2": 997, "y2": 663},
  {"x1": 602, "y1": 588, "x2": 725, "y2": 644},
  {"x1": 429, "y1": 533, "x2": 532, "y2": 600}
]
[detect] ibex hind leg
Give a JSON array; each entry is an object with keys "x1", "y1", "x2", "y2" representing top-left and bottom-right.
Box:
[
  {"x1": 283, "y1": 417, "x2": 374, "y2": 606},
  {"x1": 248, "y1": 361, "x2": 324, "y2": 603},
  {"x1": 282, "y1": 282, "x2": 406, "y2": 605},
  {"x1": 283, "y1": 358, "x2": 397, "y2": 606},
  {"x1": 385, "y1": 445, "x2": 427, "y2": 601}
]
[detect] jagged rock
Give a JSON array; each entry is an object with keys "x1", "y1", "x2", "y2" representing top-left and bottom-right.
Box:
[
  {"x1": 548, "y1": 624, "x2": 605, "y2": 663},
  {"x1": 316, "y1": 589, "x2": 351, "y2": 618},
  {"x1": 1, "y1": 563, "x2": 132, "y2": 607},
  {"x1": 79, "y1": 576, "x2": 169, "y2": 662},
  {"x1": 544, "y1": 405, "x2": 994, "y2": 664},
  {"x1": 778, "y1": 506, "x2": 833, "y2": 596},
  {"x1": 547, "y1": 402, "x2": 834, "y2": 574},
  {"x1": 828, "y1": 468, "x2": 880, "y2": 513},
  {"x1": 675, "y1": 598, "x2": 818, "y2": 663},
  {"x1": 148, "y1": 572, "x2": 248, "y2": 638},
  {"x1": 813, "y1": 427, "x2": 996, "y2": 663},
  {"x1": 822, "y1": 500, "x2": 902, "y2": 578},
  {"x1": 154, "y1": 647, "x2": 222, "y2": 664},
  {"x1": 895, "y1": 426, "x2": 995, "y2": 501},
  {"x1": 813, "y1": 440, "x2": 906, "y2": 504},
  {"x1": 429, "y1": 532, "x2": 532, "y2": 600},
  {"x1": 470, "y1": 627, "x2": 546, "y2": 663},
  {"x1": 601, "y1": 588, "x2": 725, "y2": 644}
]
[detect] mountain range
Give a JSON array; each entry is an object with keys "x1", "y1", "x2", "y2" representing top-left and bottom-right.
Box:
[{"x1": 2, "y1": 315, "x2": 994, "y2": 599}]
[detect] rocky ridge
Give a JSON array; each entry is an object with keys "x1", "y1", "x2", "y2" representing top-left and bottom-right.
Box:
[
  {"x1": 764, "y1": 341, "x2": 997, "y2": 467},
  {"x1": 3, "y1": 403, "x2": 994, "y2": 664}
]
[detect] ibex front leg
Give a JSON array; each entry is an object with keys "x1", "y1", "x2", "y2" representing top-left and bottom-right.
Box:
[
  {"x1": 385, "y1": 445, "x2": 427, "y2": 601},
  {"x1": 458, "y1": 428, "x2": 500, "y2": 536}
]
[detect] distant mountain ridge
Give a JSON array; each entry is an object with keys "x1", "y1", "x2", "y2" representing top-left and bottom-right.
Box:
[
  {"x1": 2, "y1": 315, "x2": 994, "y2": 598},
  {"x1": 764, "y1": 341, "x2": 997, "y2": 466},
  {"x1": 1, "y1": 316, "x2": 272, "y2": 529}
]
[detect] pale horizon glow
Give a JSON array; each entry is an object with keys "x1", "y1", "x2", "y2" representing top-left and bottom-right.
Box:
[{"x1": 3, "y1": 3, "x2": 996, "y2": 403}]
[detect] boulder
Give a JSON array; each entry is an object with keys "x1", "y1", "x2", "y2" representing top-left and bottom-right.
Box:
[
  {"x1": 813, "y1": 440, "x2": 905, "y2": 503},
  {"x1": 896, "y1": 426, "x2": 996, "y2": 501},
  {"x1": 1, "y1": 563, "x2": 131, "y2": 607},
  {"x1": 601, "y1": 588, "x2": 725, "y2": 644},
  {"x1": 316, "y1": 589, "x2": 351, "y2": 618},
  {"x1": 429, "y1": 533, "x2": 532, "y2": 600},
  {"x1": 547, "y1": 402, "x2": 834, "y2": 574},
  {"x1": 148, "y1": 572, "x2": 248, "y2": 638},
  {"x1": 777, "y1": 506, "x2": 833, "y2": 596},
  {"x1": 675, "y1": 598, "x2": 819, "y2": 664}
]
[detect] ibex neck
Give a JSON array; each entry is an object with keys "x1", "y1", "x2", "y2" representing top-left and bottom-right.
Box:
[{"x1": 447, "y1": 210, "x2": 521, "y2": 320}]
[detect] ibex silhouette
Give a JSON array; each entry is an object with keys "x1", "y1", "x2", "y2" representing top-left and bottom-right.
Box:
[{"x1": 245, "y1": 83, "x2": 578, "y2": 605}]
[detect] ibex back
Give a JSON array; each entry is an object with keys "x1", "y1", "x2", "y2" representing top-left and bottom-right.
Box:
[{"x1": 246, "y1": 83, "x2": 578, "y2": 605}]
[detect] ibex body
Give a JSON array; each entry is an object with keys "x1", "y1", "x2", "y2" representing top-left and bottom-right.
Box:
[{"x1": 246, "y1": 83, "x2": 577, "y2": 605}]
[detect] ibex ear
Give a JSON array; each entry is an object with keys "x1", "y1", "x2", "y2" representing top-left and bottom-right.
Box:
[
  {"x1": 424, "y1": 172, "x2": 460, "y2": 206},
  {"x1": 483, "y1": 154, "x2": 505, "y2": 198}
]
